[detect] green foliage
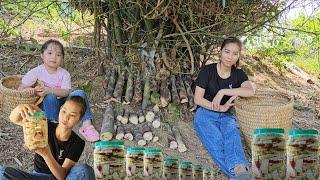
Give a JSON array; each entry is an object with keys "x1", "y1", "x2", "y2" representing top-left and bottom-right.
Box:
[
  {"x1": 1, "y1": 0, "x2": 93, "y2": 42},
  {"x1": 247, "y1": 12, "x2": 320, "y2": 77}
]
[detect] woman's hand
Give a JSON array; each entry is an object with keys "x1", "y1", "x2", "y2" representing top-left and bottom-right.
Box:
[
  {"x1": 213, "y1": 95, "x2": 237, "y2": 112},
  {"x1": 35, "y1": 145, "x2": 51, "y2": 158},
  {"x1": 9, "y1": 104, "x2": 39, "y2": 126},
  {"x1": 211, "y1": 90, "x2": 225, "y2": 110}
]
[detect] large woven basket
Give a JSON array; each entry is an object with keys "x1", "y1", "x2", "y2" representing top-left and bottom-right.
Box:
[
  {"x1": 0, "y1": 75, "x2": 40, "y2": 117},
  {"x1": 234, "y1": 90, "x2": 294, "y2": 147}
]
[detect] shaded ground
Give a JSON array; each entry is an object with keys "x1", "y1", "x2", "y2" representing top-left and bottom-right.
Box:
[{"x1": 0, "y1": 43, "x2": 319, "y2": 179}]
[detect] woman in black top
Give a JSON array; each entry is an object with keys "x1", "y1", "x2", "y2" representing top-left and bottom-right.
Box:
[
  {"x1": 194, "y1": 37, "x2": 255, "y2": 179},
  {"x1": 0, "y1": 96, "x2": 95, "y2": 180}
]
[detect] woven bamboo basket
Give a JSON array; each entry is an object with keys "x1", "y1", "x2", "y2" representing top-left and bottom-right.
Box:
[
  {"x1": 0, "y1": 75, "x2": 40, "y2": 117},
  {"x1": 234, "y1": 90, "x2": 294, "y2": 147}
]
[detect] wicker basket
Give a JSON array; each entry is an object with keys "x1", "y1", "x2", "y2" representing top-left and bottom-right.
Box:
[
  {"x1": 234, "y1": 90, "x2": 294, "y2": 146},
  {"x1": 0, "y1": 75, "x2": 40, "y2": 117}
]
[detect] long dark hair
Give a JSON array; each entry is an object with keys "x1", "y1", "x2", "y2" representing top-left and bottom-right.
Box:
[
  {"x1": 221, "y1": 37, "x2": 242, "y2": 68},
  {"x1": 40, "y1": 39, "x2": 65, "y2": 57},
  {"x1": 65, "y1": 96, "x2": 87, "y2": 119}
]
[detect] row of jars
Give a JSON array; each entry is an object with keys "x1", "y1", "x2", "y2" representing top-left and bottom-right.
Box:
[
  {"x1": 252, "y1": 128, "x2": 319, "y2": 180},
  {"x1": 93, "y1": 141, "x2": 216, "y2": 180}
]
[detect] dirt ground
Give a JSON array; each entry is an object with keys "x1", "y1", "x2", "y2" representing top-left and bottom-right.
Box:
[{"x1": 0, "y1": 43, "x2": 319, "y2": 179}]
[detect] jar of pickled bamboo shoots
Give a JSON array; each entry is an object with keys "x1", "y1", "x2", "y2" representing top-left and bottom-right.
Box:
[
  {"x1": 126, "y1": 147, "x2": 145, "y2": 179},
  {"x1": 23, "y1": 111, "x2": 48, "y2": 150},
  {"x1": 287, "y1": 129, "x2": 319, "y2": 180},
  {"x1": 93, "y1": 141, "x2": 125, "y2": 180},
  {"x1": 163, "y1": 157, "x2": 179, "y2": 179},
  {"x1": 143, "y1": 148, "x2": 163, "y2": 179},
  {"x1": 203, "y1": 167, "x2": 214, "y2": 180},
  {"x1": 251, "y1": 128, "x2": 286, "y2": 180},
  {"x1": 192, "y1": 164, "x2": 203, "y2": 179},
  {"x1": 179, "y1": 161, "x2": 193, "y2": 180}
]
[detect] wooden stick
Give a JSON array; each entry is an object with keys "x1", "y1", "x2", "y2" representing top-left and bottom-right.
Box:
[
  {"x1": 115, "y1": 121, "x2": 125, "y2": 140},
  {"x1": 160, "y1": 79, "x2": 171, "y2": 107},
  {"x1": 170, "y1": 75, "x2": 180, "y2": 104},
  {"x1": 137, "y1": 109, "x2": 145, "y2": 123},
  {"x1": 165, "y1": 123, "x2": 178, "y2": 149},
  {"x1": 100, "y1": 104, "x2": 115, "y2": 141},
  {"x1": 142, "y1": 79, "x2": 151, "y2": 110},
  {"x1": 133, "y1": 128, "x2": 146, "y2": 146},
  {"x1": 141, "y1": 123, "x2": 153, "y2": 141},
  {"x1": 121, "y1": 108, "x2": 130, "y2": 124},
  {"x1": 124, "y1": 72, "x2": 134, "y2": 104},
  {"x1": 105, "y1": 69, "x2": 116, "y2": 99},
  {"x1": 116, "y1": 107, "x2": 124, "y2": 122},
  {"x1": 145, "y1": 111, "x2": 155, "y2": 123},
  {"x1": 124, "y1": 125, "x2": 134, "y2": 141},
  {"x1": 184, "y1": 79, "x2": 196, "y2": 111},
  {"x1": 129, "y1": 112, "x2": 139, "y2": 125},
  {"x1": 172, "y1": 125, "x2": 187, "y2": 152},
  {"x1": 133, "y1": 73, "x2": 142, "y2": 103},
  {"x1": 113, "y1": 71, "x2": 126, "y2": 101},
  {"x1": 177, "y1": 76, "x2": 188, "y2": 104},
  {"x1": 152, "y1": 116, "x2": 161, "y2": 129}
]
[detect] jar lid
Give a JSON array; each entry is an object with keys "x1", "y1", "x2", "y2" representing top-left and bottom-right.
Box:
[
  {"x1": 253, "y1": 128, "x2": 284, "y2": 135},
  {"x1": 179, "y1": 161, "x2": 193, "y2": 166},
  {"x1": 289, "y1": 129, "x2": 318, "y2": 136},
  {"x1": 192, "y1": 163, "x2": 202, "y2": 169},
  {"x1": 31, "y1": 111, "x2": 45, "y2": 119},
  {"x1": 203, "y1": 167, "x2": 211, "y2": 172},
  {"x1": 127, "y1": 147, "x2": 145, "y2": 153},
  {"x1": 164, "y1": 157, "x2": 178, "y2": 162},
  {"x1": 95, "y1": 141, "x2": 124, "y2": 147},
  {"x1": 144, "y1": 148, "x2": 162, "y2": 154}
]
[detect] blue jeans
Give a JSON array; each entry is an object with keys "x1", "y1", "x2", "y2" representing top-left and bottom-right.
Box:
[
  {"x1": 194, "y1": 107, "x2": 249, "y2": 179},
  {"x1": 0, "y1": 164, "x2": 95, "y2": 180},
  {"x1": 39, "y1": 89, "x2": 92, "y2": 123}
]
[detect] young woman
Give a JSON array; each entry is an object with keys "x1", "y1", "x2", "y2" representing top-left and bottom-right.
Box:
[
  {"x1": 194, "y1": 37, "x2": 255, "y2": 179},
  {"x1": 0, "y1": 96, "x2": 95, "y2": 180}
]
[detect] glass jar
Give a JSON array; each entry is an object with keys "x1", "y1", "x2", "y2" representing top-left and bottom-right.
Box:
[
  {"x1": 93, "y1": 141, "x2": 125, "y2": 180},
  {"x1": 179, "y1": 161, "x2": 193, "y2": 180},
  {"x1": 287, "y1": 129, "x2": 319, "y2": 179},
  {"x1": 203, "y1": 167, "x2": 214, "y2": 180},
  {"x1": 192, "y1": 164, "x2": 203, "y2": 179},
  {"x1": 126, "y1": 147, "x2": 145, "y2": 179},
  {"x1": 163, "y1": 157, "x2": 179, "y2": 179},
  {"x1": 23, "y1": 111, "x2": 48, "y2": 150},
  {"x1": 143, "y1": 148, "x2": 163, "y2": 179},
  {"x1": 251, "y1": 128, "x2": 285, "y2": 180}
]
